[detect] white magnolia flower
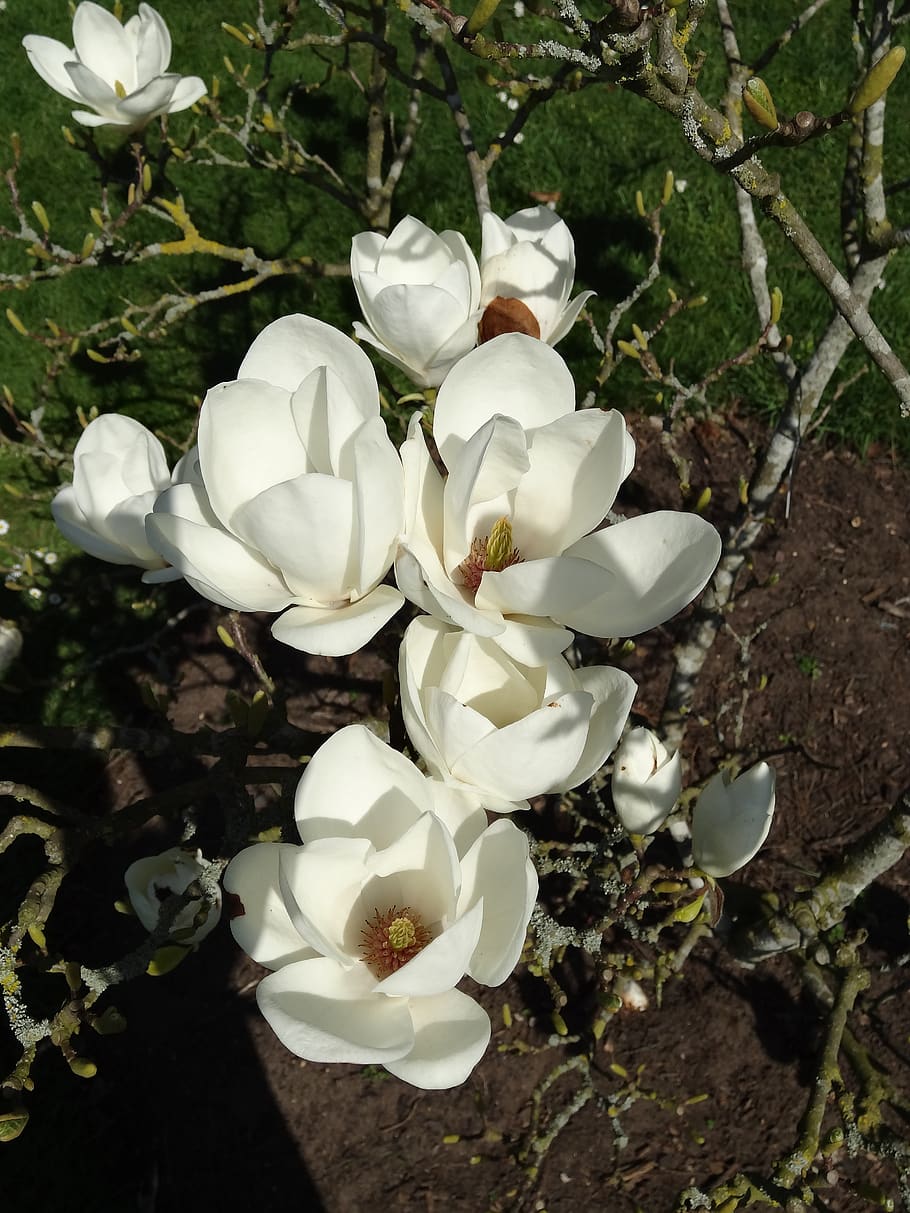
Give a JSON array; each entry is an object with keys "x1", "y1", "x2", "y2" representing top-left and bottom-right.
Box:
[
  {"x1": 691, "y1": 762, "x2": 776, "y2": 878},
  {"x1": 478, "y1": 206, "x2": 593, "y2": 345},
  {"x1": 611, "y1": 727, "x2": 682, "y2": 836},
  {"x1": 400, "y1": 616, "x2": 636, "y2": 811},
  {"x1": 225, "y1": 725, "x2": 537, "y2": 1090},
  {"x1": 396, "y1": 334, "x2": 721, "y2": 665},
  {"x1": 22, "y1": 2, "x2": 206, "y2": 130},
  {"x1": 52, "y1": 413, "x2": 184, "y2": 574},
  {"x1": 125, "y1": 847, "x2": 221, "y2": 943},
  {"x1": 146, "y1": 314, "x2": 405, "y2": 657},
  {"x1": 351, "y1": 216, "x2": 482, "y2": 388}
]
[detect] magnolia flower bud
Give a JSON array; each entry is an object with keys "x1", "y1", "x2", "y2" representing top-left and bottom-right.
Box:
[
  {"x1": 23, "y1": 3, "x2": 206, "y2": 131},
  {"x1": 691, "y1": 762, "x2": 776, "y2": 878},
  {"x1": 611, "y1": 727, "x2": 682, "y2": 836},
  {"x1": 351, "y1": 217, "x2": 482, "y2": 387},
  {"x1": 479, "y1": 206, "x2": 594, "y2": 346},
  {"x1": 124, "y1": 847, "x2": 221, "y2": 944}
]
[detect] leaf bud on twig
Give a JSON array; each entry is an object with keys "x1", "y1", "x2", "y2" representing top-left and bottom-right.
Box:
[
  {"x1": 850, "y1": 46, "x2": 906, "y2": 115},
  {"x1": 743, "y1": 77, "x2": 778, "y2": 130}
]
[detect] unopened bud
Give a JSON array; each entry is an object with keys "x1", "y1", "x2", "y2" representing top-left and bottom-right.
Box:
[
  {"x1": 851, "y1": 46, "x2": 906, "y2": 114},
  {"x1": 743, "y1": 76, "x2": 778, "y2": 130},
  {"x1": 31, "y1": 201, "x2": 50, "y2": 233},
  {"x1": 68, "y1": 1056, "x2": 98, "y2": 1079},
  {"x1": 770, "y1": 285, "x2": 783, "y2": 326},
  {"x1": 0, "y1": 1108, "x2": 29, "y2": 1142},
  {"x1": 661, "y1": 170, "x2": 674, "y2": 205}
]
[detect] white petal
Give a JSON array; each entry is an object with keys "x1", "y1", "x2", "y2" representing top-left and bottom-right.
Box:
[
  {"x1": 479, "y1": 212, "x2": 515, "y2": 263},
  {"x1": 348, "y1": 417, "x2": 404, "y2": 591},
  {"x1": 480, "y1": 240, "x2": 570, "y2": 338},
  {"x1": 426, "y1": 782, "x2": 490, "y2": 857},
  {"x1": 166, "y1": 74, "x2": 207, "y2": 113},
  {"x1": 257, "y1": 957, "x2": 413, "y2": 1064},
  {"x1": 458, "y1": 819, "x2": 537, "y2": 986},
  {"x1": 279, "y1": 839, "x2": 373, "y2": 962},
  {"x1": 22, "y1": 36, "x2": 85, "y2": 103},
  {"x1": 133, "y1": 4, "x2": 171, "y2": 79},
  {"x1": 233, "y1": 473, "x2": 353, "y2": 601},
  {"x1": 365, "y1": 812, "x2": 460, "y2": 929},
  {"x1": 350, "y1": 230, "x2": 386, "y2": 280},
  {"x1": 452, "y1": 692, "x2": 594, "y2": 800},
  {"x1": 376, "y1": 216, "x2": 456, "y2": 284},
  {"x1": 512, "y1": 409, "x2": 627, "y2": 559},
  {"x1": 116, "y1": 74, "x2": 178, "y2": 123},
  {"x1": 433, "y1": 334, "x2": 576, "y2": 469},
  {"x1": 270, "y1": 584, "x2": 404, "y2": 657},
  {"x1": 294, "y1": 724, "x2": 431, "y2": 848},
  {"x1": 147, "y1": 487, "x2": 295, "y2": 612},
  {"x1": 358, "y1": 281, "x2": 475, "y2": 379},
  {"x1": 197, "y1": 379, "x2": 301, "y2": 531},
  {"x1": 72, "y1": 2, "x2": 135, "y2": 90},
  {"x1": 443, "y1": 414, "x2": 529, "y2": 576},
  {"x1": 224, "y1": 843, "x2": 315, "y2": 969},
  {"x1": 561, "y1": 511, "x2": 723, "y2": 636},
  {"x1": 692, "y1": 763, "x2": 776, "y2": 878},
  {"x1": 238, "y1": 313, "x2": 379, "y2": 405},
  {"x1": 64, "y1": 61, "x2": 119, "y2": 115},
  {"x1": 384, "y1": 988, "x2": 490, "y2": 1089},
  {"x1": 547, "y1": 290, "x2": 596, "y2": 347},
  {"x1": 562, "y1": 666, "x2": 638, "y2": 789}
]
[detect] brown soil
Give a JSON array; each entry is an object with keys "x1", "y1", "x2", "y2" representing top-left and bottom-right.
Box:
[{"x1": 3, "y1": 409, "x2": 910, "y2": 1213}]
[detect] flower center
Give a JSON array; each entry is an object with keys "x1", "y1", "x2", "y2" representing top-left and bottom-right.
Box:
[
  {"x1": 114, "y1": 79, "x2": 128, "y2": 99},
  {"x1": 359, "y1": 905, "x2": 432, "y2": 979},
  {"x1": 478, "y1": 296, "x2": 541, "y2": 343},
  {"x1": 456, "y1": 516, "x2": 523, "y2": 595}
]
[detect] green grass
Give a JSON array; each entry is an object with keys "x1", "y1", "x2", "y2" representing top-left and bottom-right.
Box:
[{"x1": 1, "y1": 0, "x2": 908, "y2": 724}]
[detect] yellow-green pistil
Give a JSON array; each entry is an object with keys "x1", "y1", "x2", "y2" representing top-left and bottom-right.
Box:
[
  {"x1": 359, "y1": 905, "x2": 432, "y2": 979},
  {"x1": 457, "y1": 515, "x2": 523, "y2": 595}
]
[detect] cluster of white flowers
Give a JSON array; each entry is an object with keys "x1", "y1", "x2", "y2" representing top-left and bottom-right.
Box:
[{"x1": 38, "y1": 21, "x2": 776, "y2": 1080}]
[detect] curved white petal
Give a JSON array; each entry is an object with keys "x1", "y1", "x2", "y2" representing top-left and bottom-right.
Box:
[
  {"x1": 224, "y1": 843, "x2": 316, "y2": 969},
  {"x1": 384, "y1": 988, "x2": 490, "y2": 1089},
  {"x1": 116, "y1": 73, "x2": 178, "y2": 122},
  {"x1": 270, "y1": 584, "x2": 404, "y2": 657},
  {"x1": 197, "y1": 379, "x2": 300, "y2": 531},
  {"x1": 560, "y1": 511, "x2": 722, "y2": 636},
  {"x1": 425, "y1": 782, "x2": 490, "y2": 857},
  {"x1": 72, "y1": 1, "x2": 135, "y2": 89},
  {"x1": 165, "y1": 74, "x2": 207, "y2": 112},
  {"x1": 458, "y1": 820, "x2": 537, "y2": 986},
  {"x1": 692, "y1": 762, "x2": 776, "y2": 878},
  {"x1": 365, "y1": 812, "x2": 460, "y2": 929},
  {"x1": 133, "y1": 4, "x2": 171, "y2": 79},
  {"x1": 547, "y1": 289, "x2": 596, "y2": 347},
  {"x1": 452, "y1": 691, "x2": 594, "y2": 800},
  {"x1": 21, "y1": 36, "x2": 85, "y2": 102},
  {"x1": 512, "y1": 409, "x2": 627, "y2": 559},
  {"x1": 348, "y1": 416, "x2": 404, "y2": 591},
  {"x1": 375, "y1": 216, "x2": 458, "y2": 284},
  {"x1": 279, "y1": 839, "x2": 373, "y2": 962},
  {"x1": 294, "y1": 723, "x2": 431, "y2": 849},
  {"x1": 146, "y1": 490, "x2": 295, "y2": 611},
  {"x1": 64, "y1": 61, "x2": 119, "y2": 117},
  {"x1": 443, "y1": 414, "x2": 529, "y2": 576},
  {"x1": 238, "y1": 313, "x2": 379, "y2": 406},
  {"x1": 562, "y1": 666, "x2": 638, "y2": 789},
  {"x1": 257, "y1": 957, "x2": 414, "y2": 1064},
  {"x1": 433, "y1": 334, "x2": 576, "y2": 469},
  {"x1": 233, "y1": 473, "x2": 353, "y2": 601}
]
